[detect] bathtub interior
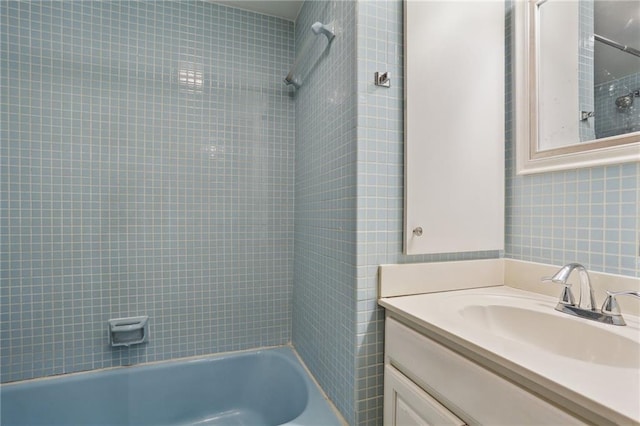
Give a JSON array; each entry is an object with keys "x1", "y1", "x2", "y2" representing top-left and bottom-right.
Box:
[{"x1": 0, "y1": 347, "x2": 342, "y2": 426}]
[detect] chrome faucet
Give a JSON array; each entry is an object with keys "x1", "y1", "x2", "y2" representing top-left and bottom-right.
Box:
[
  {"x1": 542, "y1": 263, "x2": 638, "y2": 326},
  {"x1": 542, "y1": 263, "x2": 596, "y2": 310}
]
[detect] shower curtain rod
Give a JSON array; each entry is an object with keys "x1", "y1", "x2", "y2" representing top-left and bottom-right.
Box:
[{"x1": 594, "y1": 34, "x2": 640, "y2": 59}]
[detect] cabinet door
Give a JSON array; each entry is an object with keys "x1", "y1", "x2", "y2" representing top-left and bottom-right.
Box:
[
  {"x1": 404, "y1": 0, "x2": 504, "y2": 255},
  {"x1": 384, "y1": 365, "x2": 465, "y2": 426}
]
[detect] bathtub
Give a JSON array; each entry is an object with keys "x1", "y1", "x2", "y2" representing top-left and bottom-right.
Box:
[{"x1": 0, "y1": 346, "x2": 342, "y2": 426}]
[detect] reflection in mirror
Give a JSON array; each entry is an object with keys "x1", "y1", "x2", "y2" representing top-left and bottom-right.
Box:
[
  {"x1": 537, "y1": 0, "x2": 640, "y2": 151},
  {"x1": 593, "y1": 1, "x2": 640, "y2": 139}
]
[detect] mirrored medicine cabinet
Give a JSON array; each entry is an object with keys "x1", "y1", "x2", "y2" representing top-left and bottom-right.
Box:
[{"x1": 514, "y1": 0, "x2": 640, "y2": 174}]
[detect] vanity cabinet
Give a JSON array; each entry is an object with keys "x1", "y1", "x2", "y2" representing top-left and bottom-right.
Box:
[{"x1": 384, "y1": 317, "x2": 586, "y2": 425}]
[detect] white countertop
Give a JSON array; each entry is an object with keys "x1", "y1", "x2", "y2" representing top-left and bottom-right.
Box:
[{"x1": 380, "y1": 286, "x2": 640, "y2": 425}]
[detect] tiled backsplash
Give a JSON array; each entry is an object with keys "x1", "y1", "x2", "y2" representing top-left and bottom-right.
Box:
[{"x1": 0, "y1": 0, "x2": 294, "y2": 382}]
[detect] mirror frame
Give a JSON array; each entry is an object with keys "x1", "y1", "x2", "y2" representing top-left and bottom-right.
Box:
[{"x1": 514, "y1": 0, "x2": 640, "y2": 175}]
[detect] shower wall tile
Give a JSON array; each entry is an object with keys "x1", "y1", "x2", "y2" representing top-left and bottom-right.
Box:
[
  {"x1": 0, "y1": 1, "x2": 295, "y2": 383},
  {"x1": 292, "y1": 1, "x2": 358, "y2": 424}
]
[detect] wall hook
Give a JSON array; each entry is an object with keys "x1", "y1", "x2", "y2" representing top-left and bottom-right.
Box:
[{"x1": 375, "y1": 72, "x2": 390, "y2": 88}]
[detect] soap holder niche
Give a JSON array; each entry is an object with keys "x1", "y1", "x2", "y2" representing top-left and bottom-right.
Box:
[{"x1": 109, "y1": 316, "x2": 149, "y2": 347}]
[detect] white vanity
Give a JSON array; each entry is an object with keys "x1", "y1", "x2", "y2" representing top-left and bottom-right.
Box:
[{"x1": 379, "y1": 259, "x2": 640, "y2": 425}]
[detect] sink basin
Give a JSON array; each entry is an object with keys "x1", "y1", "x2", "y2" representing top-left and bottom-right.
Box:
[{"x1": 458, "y1": 303, "x2": 640, "y2": 368}]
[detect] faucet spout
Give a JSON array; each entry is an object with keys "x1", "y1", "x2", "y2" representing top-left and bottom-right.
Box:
[
  {"x1": 545, "y1": 263, "x2": 596, "y2": 310},
  {"x1": 575, "y1": 265, "x2": 596, "y2": 310}
]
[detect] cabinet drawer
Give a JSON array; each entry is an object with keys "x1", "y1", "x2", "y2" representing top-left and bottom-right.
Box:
[
  {"x1": 385, "y1": 364, "x2": 466, "y2": 426},
  {"x1": 385, "y1": 317, "x2": 585, "y2": 425}
]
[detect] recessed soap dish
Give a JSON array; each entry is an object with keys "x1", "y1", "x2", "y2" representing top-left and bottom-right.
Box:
[{"x1": 108, "y1": 316, "x2": 149, "y2": 347}]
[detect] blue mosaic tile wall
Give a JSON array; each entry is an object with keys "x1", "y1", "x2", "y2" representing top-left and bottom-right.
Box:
[
  {"x1": 3, "y1": 4, "x2": 636, "y2": 425},
  {"x1": 291, "y1": 1, "x2": 358, "y2": 424},
  {"x1": 0, "y1": 1, "x2": 295, "y2": 383}
]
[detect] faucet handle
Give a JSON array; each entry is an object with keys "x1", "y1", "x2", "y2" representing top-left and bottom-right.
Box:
[
  {"x1": 541, "y1": 277, "x2": 575, "y2": 305},
  {"x1": 601, "y1": 290, "x2": 640, "y2": 317}
]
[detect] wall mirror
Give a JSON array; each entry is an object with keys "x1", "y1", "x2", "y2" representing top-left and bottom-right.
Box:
[{"x1": 515, "y1": 0, "x2": 640, "y2": 174}]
